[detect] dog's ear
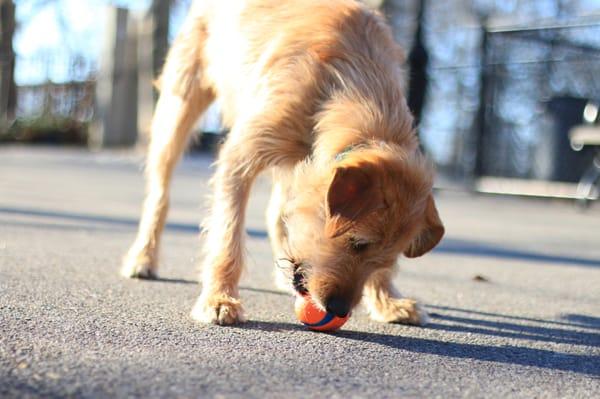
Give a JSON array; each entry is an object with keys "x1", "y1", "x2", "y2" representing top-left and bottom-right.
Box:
[
  {"x1": 404, "y1": 195, "x2": 444, "y2": 258},
  {"x1": 325, "y1": 166, "x2": 382, "y2": 238}
]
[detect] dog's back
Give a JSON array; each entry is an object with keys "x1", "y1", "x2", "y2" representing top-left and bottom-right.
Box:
[{"x1": 189, "y1": 0, "x2": 405, "y2": 128}]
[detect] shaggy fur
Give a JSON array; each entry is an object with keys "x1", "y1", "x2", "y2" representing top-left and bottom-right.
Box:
[{"x1": 122, "y1": 0, "x2": 444, "y2": 326}]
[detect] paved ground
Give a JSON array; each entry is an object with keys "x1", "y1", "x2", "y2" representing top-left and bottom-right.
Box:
[{"x1": 1, "y1": 146, "x2": 599, "y2": 398}]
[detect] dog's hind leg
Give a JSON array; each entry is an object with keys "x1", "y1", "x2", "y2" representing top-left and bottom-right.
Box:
[
  {"x1": 363, "y1": 268, "x2": 429, "y2": 325},
  {"x1": 121, "y1": 18, "x2": 214, "y2": 279},
  {"x1": 266, "y1": 175, "x2": 294, "y2": 292},
  {"x1": 266, "y1": 175, "x2": 289, "y2": 259}
]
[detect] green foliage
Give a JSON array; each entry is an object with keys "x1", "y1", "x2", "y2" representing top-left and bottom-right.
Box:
[{"x1": 0, "y1": 115, "x2": 87, "y2": 145}]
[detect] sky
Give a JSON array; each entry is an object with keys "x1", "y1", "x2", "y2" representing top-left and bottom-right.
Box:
[{"x1": 14, "y1": 0, "x2": 170, "y2": 84}]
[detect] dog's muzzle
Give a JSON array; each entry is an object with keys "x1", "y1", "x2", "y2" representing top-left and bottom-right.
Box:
[{"x1": 325, "y1": 296, "x2": 350, "y2": 318}]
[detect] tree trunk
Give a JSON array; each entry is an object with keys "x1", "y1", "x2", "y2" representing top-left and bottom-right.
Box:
[
  {"x1": 151, "y1": 0, "x2": 170, "y2": 100},
  {"x1": 0, "y1": 0, "x2": 17, "y2": 124},
  {"x1": 406, "y1": 0, "x2": 428, "y2": 127}
]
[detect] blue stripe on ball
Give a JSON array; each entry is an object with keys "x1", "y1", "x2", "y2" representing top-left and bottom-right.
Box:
[{"x1": 302, "y1": 312, "x2": 335, "y2": 327}]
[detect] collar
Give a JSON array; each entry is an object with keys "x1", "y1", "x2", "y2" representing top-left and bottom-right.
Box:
[{"x1": 335, "y1": 145, "x2": 356, "y2": 162}]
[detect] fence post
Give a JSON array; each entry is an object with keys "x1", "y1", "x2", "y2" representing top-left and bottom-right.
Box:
[
  {"x1": 89, "y1": 6, "x2": 138, "y2": 148},
  {"x1": 471, "y1": 21, "x2": 490, "y2": 180}
]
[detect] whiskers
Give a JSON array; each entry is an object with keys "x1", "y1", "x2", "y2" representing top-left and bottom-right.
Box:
[{"x1": 275, "y1": 257, "x2": 309, "y2": 295}]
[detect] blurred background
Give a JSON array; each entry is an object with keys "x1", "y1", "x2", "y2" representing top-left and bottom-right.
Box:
[{"x1": 1, "y1": 0, "x2": 599, "y2": 204}]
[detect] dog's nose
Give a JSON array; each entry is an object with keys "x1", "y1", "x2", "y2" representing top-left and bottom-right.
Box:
[{"x1": 325, "y1": 296, "x2": 350, "y2": 318}]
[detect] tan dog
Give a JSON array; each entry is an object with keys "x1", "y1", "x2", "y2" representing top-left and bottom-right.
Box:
[{"x1": 122, "y1": 0, "x2": 444, "y2": 326}]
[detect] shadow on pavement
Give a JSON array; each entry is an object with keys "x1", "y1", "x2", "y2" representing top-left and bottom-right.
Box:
[
  {"x1": 116, "y1": 282, "x2": 600, "y2": 348},
  {"x1": 429, "y1": 305, "x2": 600, "y2": 330},
  {"x1": 0, "y1": 206, "x2": 267, "y2": 238},
  {"x1": 426, "y1": 315, "x2": 600, "y2": 347},
  {"x1": 337, "y1": 329, "x2": 599, "y2": 376},
  {"x1": 435, "y1": 238, "x2": 600, "y2": 268},
  {"x1": 142, "y1": 276, "x2": 198, "y2": 285},
  {"x1": 126, "y1": 278, "x2": 600, "y2": 352},
  {"x1": 0, "y1": 207, "x2": 600, "y2": 267},
  {"x1": 425, "y1": 305, "x2": 600, "y2": 348},
  {"x1": 2, "y1": 205, "x2": 599, "y2": 267},
  {"x1": 561, "y1": 314, "x2": 600, "y2": 330},
  {"x1": 235, "y1": 319, "x2": 600, "y2": 377}
]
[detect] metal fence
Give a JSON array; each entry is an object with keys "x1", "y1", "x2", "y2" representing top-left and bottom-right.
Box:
[
  {"x1": 15, "y1": 54, "x2": 97, "y2": 122},
  {"x1": 17, "y1": 81, "x2": 95, "y2": 122},
  {"x1": 471, "y1": 21, "x2": 600, "y2": 183}
]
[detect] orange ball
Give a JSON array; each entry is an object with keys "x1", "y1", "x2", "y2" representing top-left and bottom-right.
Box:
[{"x1": 294, "y1": 294, "x2": 349, "y2": 332}]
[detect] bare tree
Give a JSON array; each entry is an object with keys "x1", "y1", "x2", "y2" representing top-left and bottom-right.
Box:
[
  {"x1": 151, "y1": 0, "x2": 170, "y2": 82},
  {"x1": 0, "y1": 0, "x2": 16, "y2": 124}
]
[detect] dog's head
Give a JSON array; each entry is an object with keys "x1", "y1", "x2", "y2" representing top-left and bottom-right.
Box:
[{"x1": 280, "y1": 146, "x2": 444, "y2": 317}]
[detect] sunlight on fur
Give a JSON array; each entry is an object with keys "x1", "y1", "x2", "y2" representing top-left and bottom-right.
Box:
[{"x1": 123, "y1": 0, "x2": 445, "y2": 327}]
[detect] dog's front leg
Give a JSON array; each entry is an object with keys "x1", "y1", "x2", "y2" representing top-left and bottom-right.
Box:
[
  {"x1": 363, "y1": 268, "x2": 429, "y2": 326},
  {"x1": 191, "y1": 140, "x2": 261, "y2": 325}
]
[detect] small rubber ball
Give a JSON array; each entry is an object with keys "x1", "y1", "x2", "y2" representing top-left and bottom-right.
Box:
[{"x1": 294, "y1": 294, "x2": 349, "y2": 332}]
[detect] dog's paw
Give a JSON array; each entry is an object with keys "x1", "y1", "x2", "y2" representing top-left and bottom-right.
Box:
[
  {"x1": 368, "y1": 297, "x2": 429, "y2": 326},
  {"x1": 120, "y1": 254, "x2": 157, "y2": 279},
  {"x1": 191, "y1": 293, "x2": 246, "y2": 325}
]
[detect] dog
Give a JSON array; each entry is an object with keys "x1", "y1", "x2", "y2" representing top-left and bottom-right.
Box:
[{"x1": 121, "y1": 0, "x2": 444, "y2": 326}]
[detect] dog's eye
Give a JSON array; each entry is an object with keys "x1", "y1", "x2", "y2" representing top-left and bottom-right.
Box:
[{"x1": 350, "y1": 238, "x2": 370, "y2": 253}]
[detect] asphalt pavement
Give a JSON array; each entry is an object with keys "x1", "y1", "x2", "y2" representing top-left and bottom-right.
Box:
[{"x1": 1, "y1": 146, "x2": 599, "y2": 398}]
